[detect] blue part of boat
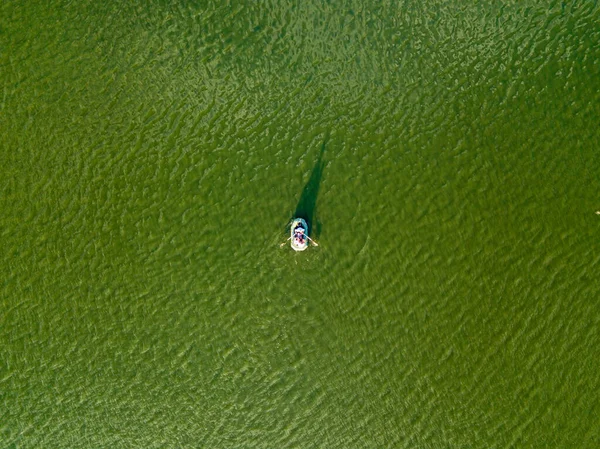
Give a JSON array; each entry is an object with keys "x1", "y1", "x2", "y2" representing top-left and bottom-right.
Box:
[{"x1": 290, "y1": 218, "x2": 308, "y2": 251}]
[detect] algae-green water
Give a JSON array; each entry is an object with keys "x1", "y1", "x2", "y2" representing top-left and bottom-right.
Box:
[{"x1": 1, "y1": 1, "x2": 599, "y2": 447}]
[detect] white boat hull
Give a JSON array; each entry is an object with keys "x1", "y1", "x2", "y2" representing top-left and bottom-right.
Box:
[{"x1": 291, "y1": 218, "x2": 308, "y2": 251}]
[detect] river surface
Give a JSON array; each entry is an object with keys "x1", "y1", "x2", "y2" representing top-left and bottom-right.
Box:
[{"x1": 1, "y1": 1, "x2": 599, "y2": 448}]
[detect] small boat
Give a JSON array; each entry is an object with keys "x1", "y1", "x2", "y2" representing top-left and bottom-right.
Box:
[{"x1": 290, "y1": 218, "x2": 309, "y2": 251}]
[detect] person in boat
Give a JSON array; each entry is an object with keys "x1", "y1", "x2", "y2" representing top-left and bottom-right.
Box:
[{"x1": 294, "y1": 227, "x2": 305, "y2": 245}]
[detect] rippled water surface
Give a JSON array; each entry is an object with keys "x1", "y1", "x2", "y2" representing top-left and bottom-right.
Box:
[{"x1": 1, "y1": 1, "x2": 599, "y2": 447}]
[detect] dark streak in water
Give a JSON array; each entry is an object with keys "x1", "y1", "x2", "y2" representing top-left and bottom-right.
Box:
[{"x1": 292, "y1": 133, "x2": 328, "y2": 237}]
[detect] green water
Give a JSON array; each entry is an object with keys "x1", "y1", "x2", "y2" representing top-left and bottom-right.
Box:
[{"x1": 2, "y1": 1, "x2": 599, "y2": 447}]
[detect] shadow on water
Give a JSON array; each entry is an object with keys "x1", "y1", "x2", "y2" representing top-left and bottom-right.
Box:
[{"x1": 291, "y1": 134, "x2": 328, "y2": 237}]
